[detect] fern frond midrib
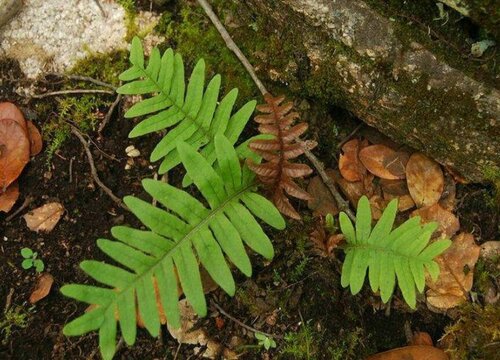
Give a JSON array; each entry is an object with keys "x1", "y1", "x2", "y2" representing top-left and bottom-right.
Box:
[
  {"x1": 269, "y1": 100, "x2": 286, "y2": 192},
  {"x1": 136, "y1": 64, "x2": 210, "y2": 139},
  {"x1": 96, "y1": 181, "x2": 256, "y2": 314},
  {"x1": 344, "y1": 243, "x2": 432, "y2": 263}
]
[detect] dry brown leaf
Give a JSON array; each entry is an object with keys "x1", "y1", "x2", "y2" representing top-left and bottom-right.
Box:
[
  {"x1": 384, "y1": 192, "x2": 415, "y2": 212},
  {"x1": 426, "y1": 233, "x2": 480, "y2": 310},
  {"x1": 480, "y1": 241, "x2": 500, "y2": 259},
  {"x1": 338, "y1": 139, "x2": 367, "y2": 182},
  {"x1": 369, "y1": 195, "x2": 388, "y2": 220},
  {"x1": 406, "y1": 153, "x2": 444, "y2": 208},
  {"x1": 409, "y1": 332, "x2": 433, "y2": 346},
  {"x1": 167, "y1": 299, "x2": 237, "y2": 359},
  {"x1": 439, "y1": 173, "x2": 457, "y2": 211},
  {"x1": 380, "y1": 179, "x2": 409, "y2": 196},
  {"x1": 366, "y1": 345, "x2": 448, "y2": 360},
  {"x1": 26, "y1": 121, "x2": 43, "y2": 156},
  {"x1": 411, "y1": 203, "x2": 460, "y2": 239},
  {"x1": 307, "y1": 175, "x2": 339, "y2": 217},
  {"x1": 383, "y1": 151, "x2": 410, "y2": 179},
  {"x1": 0, "y1": 181, "x2": 19, "y2": 213},
  {"x1": 29, "y1": 273, "x2": 54, "y2": 304},
  {"x1": 309, "y1": 221, "x2": 343, "y2": 257},
  {"x1": 330, "y1": 169, "x2": 374, "y2": 207},
  {"x1": 0, "y1": 102, "x2": 27, "y2": 134},
  {"x1": 23, "y1": 202, "x2": 64, "y2": 233},
  {"x1": 0, "y1": 118, "x2": 30, "y2": 190},
  {"x1": 359, "y1": 144, "x2": 404, "y2": 180}
]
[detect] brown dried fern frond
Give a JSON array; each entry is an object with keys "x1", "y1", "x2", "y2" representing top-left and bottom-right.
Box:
[{"x1": 247, "y1": 94, "x2": 316, "y2": 219}]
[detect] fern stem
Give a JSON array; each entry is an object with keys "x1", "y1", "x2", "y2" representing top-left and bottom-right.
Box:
[{"x1": 196, "y1": 0, "x2": 268, "y2": 96}]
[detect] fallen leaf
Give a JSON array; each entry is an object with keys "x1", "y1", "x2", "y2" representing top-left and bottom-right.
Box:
[
  {"x1": 167, "y1": 299, "x2": 237, "y2": 359},
  {"x1": 383, "y1": 151, "x2": 410, "y2": 179},
  {"x1": 23, "y1": 202, "x2": 64, "y2": 233},
  {"x1": 426, "y1": 233, "x2": 480, "y2": 310},
  {"x1": 384, "y1": 192, "x2": 415, "y2": 212},
  {"x1": 307, "y1": 174, "x2": 339, "y2": 217},
  {"x1": 369, "y1": 195, "x2": 388, "y2": 220},
  {"x1": 338, "y1": 139, "x2": 367, "y2": 182},
  {"x1": 359, "y1": 145, "x2": 404, "y2": 180},
  {"x1": 0, "y1": 181, "x2": 19, "y2": 213},
  {"x1": 439, "y1": 173, "x2": 456, "y2": 211},
  {"x1": 29, "y1": 273, "x2": 54, "y2": 304},
  {"x1": 366, "y1": 345, "x2": 448, "y2": 360},
  {"x1": 330, "y1": 169, "x2": 374, "y2": 207},
  {"x1": 380, "y1": 179, "x2": 409, "y2": 196},
  {"x1": 411, "y1": 203, "x2": 460, "y2": 239},
  {"x1": 0, "y1": 102, "x2": 27, "y2": 134},
  {"x1": 406, "y1": 153, "x2": 444, "y2": 208},
  {"x1": 0, "y1": 118, "x2": 30, "y2": 190},
  {"x1": 26, "y1": 121, "x2": 43, "y2": 156},
  {"x1": 410, "y1": 332, "x2": 433, "y2": 346}
]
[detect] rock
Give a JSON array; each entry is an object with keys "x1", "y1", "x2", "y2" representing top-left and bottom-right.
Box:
[{"x1": 0, "y1": 0, "x2": 22, "y2": 28}]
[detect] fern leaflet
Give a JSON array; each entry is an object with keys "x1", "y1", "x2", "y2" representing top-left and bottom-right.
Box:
[
  {"x1": 61, "y1": 135, "x2": 285, "y2": 360},
  {"x1": 117, "y1": 37, "x2": 256, "y2": 180},
  {"x1": 339, "y1": 196, "x2": 451, "y2": 308}
]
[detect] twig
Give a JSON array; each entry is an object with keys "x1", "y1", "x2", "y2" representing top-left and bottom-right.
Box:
[
  {"x1": 198, "y1": 0, "x2": 355, "y2": 221},
  {"x1": 4, "y1": 288, "x2": 14, "y2": 313},
  {"x1": 196, "y1": 0, "x2": 268, "y2": 96},
  {"x1": 337, "y1": 123, "x2": 364, "y2": 149},
  {"x1": 212, "y1": 301, "x2": 282, "y2": 340},
  {"x1": 98, "y1": 94, "x2": 122, "y2": 134},
  {"x1": 301, "y1": 143, "x2": 356, "y2": 221},
  {"x1": 173, "y1": 342, "x2": 182, "y2": 360},
  {"x1": 32, "y1": 89, "x2": 115, "y2": 99},
  {"x1": 46, "y1": 73, "x2": 116, "y2": 90},
  {"x1": 71, "y1": 126, "x2": 128, "y2": 211},
  {"x1": 5, "y1": 196, "x2": 33, "y2": 222}
]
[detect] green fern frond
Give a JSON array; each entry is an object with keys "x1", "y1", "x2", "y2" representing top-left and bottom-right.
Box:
[
  {"x1": 117, "y1": 37, "x2": 257, "y2": 178},
  {"x1": 61, "y1": 135, "x2": 285, "y2": 360},
  {"x1": 339, "y1": 196, "x2": 451, "y2": 308}
]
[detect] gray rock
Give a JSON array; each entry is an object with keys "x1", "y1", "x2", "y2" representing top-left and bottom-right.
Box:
[{"x1": 0, "y1": 0, "x2": 22, "y2": 28}]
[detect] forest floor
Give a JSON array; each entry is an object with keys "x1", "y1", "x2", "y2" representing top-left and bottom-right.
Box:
[{"x1": 0, "y1": 1, "x2": 499, "y2": 359}]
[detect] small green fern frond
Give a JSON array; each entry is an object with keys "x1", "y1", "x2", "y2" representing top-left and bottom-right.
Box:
[
  {"x1": 117, "y1": 37, "x2": 257, "y2": 176},
  {"x1": 339, "y1": 196, "x2": 451, "y2": 308},
  {"x1": 61, "y1": 135, "x2": 285, "y2": 360}
]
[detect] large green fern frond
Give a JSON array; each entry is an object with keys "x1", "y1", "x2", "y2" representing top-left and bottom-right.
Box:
[
  {"x1": 61, "y1": 135, "x2": 285, "y2": 360},
  {"x1": 117, "y1": 37, "x2": 256, "y2": 178},
  {"x1": 339, "y1": 196, "x2": 451, "y2": 308}
]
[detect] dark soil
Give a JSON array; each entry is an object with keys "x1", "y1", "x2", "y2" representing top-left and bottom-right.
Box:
[{"x1": 0, "y1": 54, "x2": 498, "y2": 360}]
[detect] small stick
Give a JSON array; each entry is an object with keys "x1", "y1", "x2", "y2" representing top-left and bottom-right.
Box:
[
  {"x1": 212, "y1": 301, "x2": 282, "y2": 340},
  {"x1": 71, "y1": 126, "x2": 128, "y2": 211},
  {"x1": 197, "y1": 0, "x2": 355, "y2": 221},
  {"x1": 46, "y1": 73, "x2": 116, "y2": 90},
  {"x1": 300, "y1": 143, "x2": 355, "y2": 221},
  {"x1": 32, "y1": 89, "x2": 115, "y2": 99},
  {"x1": 4, "y1": 288, "x2": 14, "y2": 313},
  {"x1": 5, "y1": 196, "x2": 33, "y2": 222},
  {"x1": 98, "y1": 94, "x2": 122, "y2": 134},
  {"x1": 196, "y1": 0, "x2": 268, "y2": 96}
]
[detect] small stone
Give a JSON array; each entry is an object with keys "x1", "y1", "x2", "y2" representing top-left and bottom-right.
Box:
[{"x1": 125, "y1": 145, "x2": 140, "y2": 158}]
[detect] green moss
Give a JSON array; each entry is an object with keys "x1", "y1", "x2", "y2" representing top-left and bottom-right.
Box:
[
  {"x1": 280, "y1": 322, "x2": 319, "y2": 360},
  {"x1": 483, "y1": 167, "x2": 500, "y2": 207},
  {"x1": 442, "y1": 303, "x2": 500, "y2": 360},
  {"x1": 1, "y1": 305, "x2": 34, "y2": 345},
  {"x1": 157, "y1": 1, "x2": 258, "y2": 103},
  {"x1": 116, "y1": 0, "x2": 139, "y2": 41}
]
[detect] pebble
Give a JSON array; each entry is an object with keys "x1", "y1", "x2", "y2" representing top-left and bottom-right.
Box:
[
  {"x1": 0, "y1": 0, "x2": 22, "y2": 28},
  {"x1": 125, "y1": 145, "x2": 141, "y2": 158}
]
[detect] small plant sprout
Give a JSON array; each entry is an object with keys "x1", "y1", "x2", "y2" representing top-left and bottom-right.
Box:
[
  {"x1": 255, "y1": 332, "x2": 277, "y2": 351},
  {"x1": 20, "y1": 248, "x2": 45, "y2": 273},
  {"x1": 325, "y1": 213, "x2": 336, "y2": 233}
]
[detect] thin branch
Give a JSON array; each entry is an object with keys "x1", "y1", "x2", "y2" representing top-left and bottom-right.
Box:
[
  {"x1": 300, "y1": 143, "x2": 355, "y2": 221},
  {"x1": 32, "y1": 89, "x2": 115, "y2": 99},
  {"x1": 98, "y1": 94, "x2": 122, "y2": 134},
  {"x1": 5, "y1": 196, "x2": 33, "y2": 222},
  {"x1": 196, "y1": 0, "x2": 268, "y2": 96},
  {"x1": 46, "y1": 73, "x2": 116, "y2": 90},
  {"x1": 197, "y1": 0, "x2": 355, "y2": 220},
  {"x1": 212, "y1": 301, "x2": 282, "y2": 340},
  {"x1": 71, "y1": 126, "x2": 128, "y2": 211}
]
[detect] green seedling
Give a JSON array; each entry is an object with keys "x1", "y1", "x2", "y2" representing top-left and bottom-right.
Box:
[
  {"x1": 255, "y1": 332, "x2": 277, "y2": 351},
  {"x1": 20, "y1": 248, "x2": 45, "y2": 273}
]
